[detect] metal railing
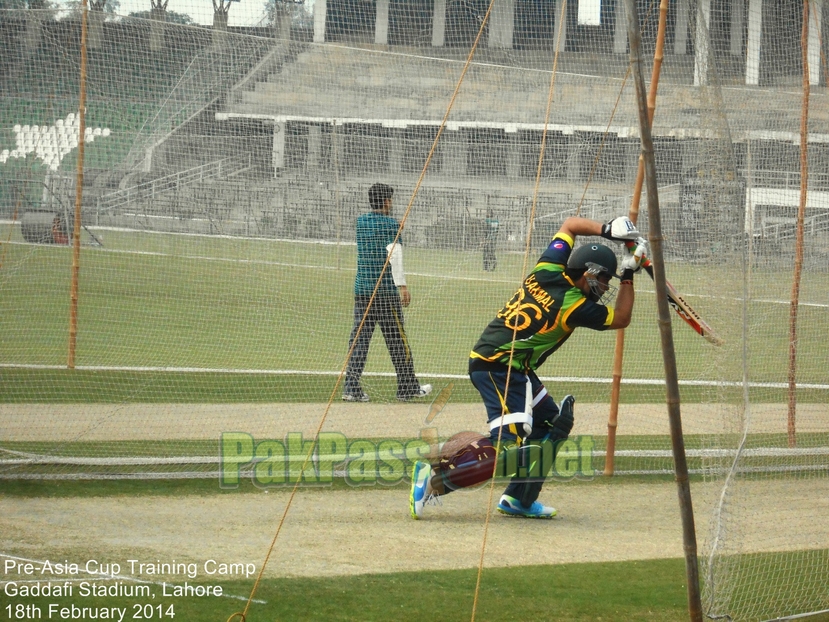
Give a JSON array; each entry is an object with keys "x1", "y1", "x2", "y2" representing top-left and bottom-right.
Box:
[
  {"x1": 757, "y1": 209, "x2": 829, "y2": 240},
  {"x1": 740, "y1": 169, "x2": 829, "y2": 191},
  {"x1": 95, "y1": 155, "x2": 252, "y2": 214}
]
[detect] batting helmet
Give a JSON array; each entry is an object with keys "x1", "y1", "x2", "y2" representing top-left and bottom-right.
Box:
[
  {"x1": 566, "y1": 243, "x2": 618, "y2": 302},
  {"x1": 567, "y1": 243, "x2": 618, "y2": 278}
]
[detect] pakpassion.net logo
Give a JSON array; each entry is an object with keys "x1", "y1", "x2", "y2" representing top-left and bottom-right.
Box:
[{"x1": 219, "y1": 431, "x2": 596, "y2": 488}]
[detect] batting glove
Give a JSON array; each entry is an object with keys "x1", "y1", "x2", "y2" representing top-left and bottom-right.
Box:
[
  {"x1": 620, "y1": 241, "x2": 647, "y2": 273},
  {"x1": 630, "y1": 236, "x2": 648, "y2": 255},
  {"x1": 600, "y1": 216, "x2": 640, "y2": 242}
]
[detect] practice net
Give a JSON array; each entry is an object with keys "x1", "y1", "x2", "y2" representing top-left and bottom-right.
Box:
[{"x1": 1, "y1": 1, "x2": 827, "y2": 619}]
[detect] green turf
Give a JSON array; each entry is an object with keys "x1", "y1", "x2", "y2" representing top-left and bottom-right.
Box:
[
  {"x1": 3, "y1": 429, "x2": 826, "y2": 493},
  {"x1": 0, "y1": 468, "x2": 808, "y2": 497},
  {"x1": 5, "y1": 555, "x2": 829, "y2": 621},
  {"x1": 217, "y1": 559, "x2": 693, "y2": 622},
  {"x1": 0, "y1": 559, "x2": 691, "y2": 622},
  {"x1": 6, "y1": 432, "x2": 826, "y2": 459},
  {"x1": 1, "y1": 228, "x2": 827, "y2": 404},
  {"x1": 4, "y1": 367, "x2": 829, "y2": 403}
]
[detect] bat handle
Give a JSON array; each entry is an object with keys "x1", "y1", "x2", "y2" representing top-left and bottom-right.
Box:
[{"x1": 624, "y1": 239, "x2": 653, "y2": 270}]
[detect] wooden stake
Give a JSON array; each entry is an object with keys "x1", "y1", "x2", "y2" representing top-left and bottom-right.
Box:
[
  {"x1": 788, "y1": 0, "x2": 811, "y2": 448},
  {"x1": 623, "y1": 0, "x2": 702, "y2": 619},
  {"x1": 68, "y1": 0, "x2": 89, "y2": 369},
  {"x1": 605, "y1": 0, "x2": 669, "y2": 476}
]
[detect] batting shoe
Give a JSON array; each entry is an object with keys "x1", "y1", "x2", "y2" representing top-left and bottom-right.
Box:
[
  {"x1": 409, "y1": 461, "x2": 432, "y2": 520},
  {"x1": 497, "y1": 494, "x2": 557, "y2": 519}
]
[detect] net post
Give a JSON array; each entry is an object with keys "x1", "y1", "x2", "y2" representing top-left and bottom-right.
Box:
[
  {"x1": 788, "y1": 0, "x2": 812, "y2": 449},
  {"x1": 605, "y1": 0, "x2": 669, "y2": 477},
  {"x1": 624, "y1": 0, "x2": 703, "y2": 619},
  {"x1": 68, "y1": 0, "x2": 90, "y2": 370}
]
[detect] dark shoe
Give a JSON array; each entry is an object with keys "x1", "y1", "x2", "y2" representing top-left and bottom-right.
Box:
[
  {"x1": 342, "y1": 391, "x2": 370, "y2": 402},
  {"x1": 397, "y1": 384, "x2": 432, "y2": 402}
]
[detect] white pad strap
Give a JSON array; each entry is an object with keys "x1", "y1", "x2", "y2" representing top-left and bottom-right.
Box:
[
  {"x1": 491, "y1": 378, "x2": 535, "y2": 437},
  {"x1": 490, "y1": 411, "x2": 533, "y2": 437},
  {"x1": 524, "y1": 377, "x2": 532, "y2": 415},
  {"x1": 532, "y1": 386, "x2": 547, "y2": 408}
]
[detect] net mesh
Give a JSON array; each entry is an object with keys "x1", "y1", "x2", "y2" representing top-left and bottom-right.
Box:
[{"x1": 1, "y1": 1, "x2": 827, "y2": 619}]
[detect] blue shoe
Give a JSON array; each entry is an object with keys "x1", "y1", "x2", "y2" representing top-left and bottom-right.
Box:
[
  {"x1": 497, "y1": 494, "x2": 556, "y2": 518},
  {"x1": 409, "y1": 461, "x2": 432, "y2": 520}
]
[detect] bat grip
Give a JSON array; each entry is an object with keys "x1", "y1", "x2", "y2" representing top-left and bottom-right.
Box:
[{"x1": 623, "y1": 239, "x2": 654, "y2": 274}]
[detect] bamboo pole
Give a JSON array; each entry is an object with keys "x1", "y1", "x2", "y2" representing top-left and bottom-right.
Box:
[
  {"x1": 623, "y1": 0, "x2": 702, "y2": 619},
  {"x1": 68, "y1": 0, "x2": 90, "y2": 369},
  {"x1": 333, "y1": 121, "x2": 342, "y2": 271},
  {"x1": 788, "y1": 0, "x2": 811, "y2": 448},
  {"x1": 605, "y1": 0, "x2": 669, "y2": 476}
]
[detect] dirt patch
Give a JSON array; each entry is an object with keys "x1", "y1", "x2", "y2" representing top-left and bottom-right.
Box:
[
  {"x1": 2, "y1": 403, "x2": 826, "y2": 588},
  {"x1": 2, "y1": 479, "x2": 827, "y2": 580},
  {"x1": 2, "y1": 402, "x2": 828, "y2": 442}
]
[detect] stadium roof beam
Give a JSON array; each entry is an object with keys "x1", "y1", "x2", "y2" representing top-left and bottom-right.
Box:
[
  {"x1": 746, "y1": 0, "x2": 824, "y2": 86},
  {"x1": 746, "y1": 0, "x2": 762, "y2": 85},
  {"x1": 489, "y1": 0, "x2": 515, "y2": 49},
  {"x1": 214, "y1": 113, "x2": 829, "y2": 145},
  {"x1": 375, "y1": 0, "x2": 389, "y2": 45},
  {"x1": 432, "y1": 0, "x2": 446, "y2": 47}
]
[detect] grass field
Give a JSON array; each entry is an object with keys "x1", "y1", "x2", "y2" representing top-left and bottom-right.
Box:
[
  {"x1": 3, "y1": 556, "x2": 828, "y2": 621},
  {"x1": 0, "y1": 558, "x2": 695, "y2": 622},
  {"x1": 1, "y1": 226, "x2": 827, "y2": 395},
  {"x1": 3, "y1": 430, "x2": 827, "y2": 480},
  {"x1": 4, "y1": 368, "x2": 829, "y2": 404}
]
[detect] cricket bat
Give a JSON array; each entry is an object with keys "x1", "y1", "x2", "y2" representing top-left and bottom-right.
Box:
[{"x1": 626, "y1": 241, "x2": 724, "y2": 346}]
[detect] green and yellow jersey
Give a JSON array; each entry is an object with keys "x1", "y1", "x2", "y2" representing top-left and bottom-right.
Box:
[{"x1": 470, "y1": 232, "x2": 614, "y2": 372}]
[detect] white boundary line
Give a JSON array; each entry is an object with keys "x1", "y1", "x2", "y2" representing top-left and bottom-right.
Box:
[
  {"x1": 2, "y1": 226, "x2": 828, "y2": 306},
  {"x1": 3, "y1": 446, "x2": 828, "y2": 467},
  {"x1": 2, "y1": 364, "x2": 829, "y2": 390}
]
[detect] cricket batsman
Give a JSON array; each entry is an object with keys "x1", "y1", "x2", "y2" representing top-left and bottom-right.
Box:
[{"x1": 410, "y1": 216, "x2": 647, "y2": 519}]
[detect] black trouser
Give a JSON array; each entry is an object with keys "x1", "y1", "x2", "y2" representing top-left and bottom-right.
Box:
[
  {"x1": 345, "y1": 294, "x2": 420, "y2": 399},
  {"x1": 482, "y1": 241, "x2": 496, "y2": 271}
]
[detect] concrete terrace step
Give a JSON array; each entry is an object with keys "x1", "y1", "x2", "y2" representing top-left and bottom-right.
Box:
[{"x1": 223, "y1": 44, "x2": 828, "y2": 134}]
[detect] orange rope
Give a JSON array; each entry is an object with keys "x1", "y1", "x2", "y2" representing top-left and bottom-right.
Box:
[
  {"x1": 575, "y1": 67, "x2": 632, "y2": 216},
  {"x1": 576, "y1": 0, "x2": 660, "y2": 217},
  {"x1": 471, "y1": 2, "x2": 659, "y2": 618},
  {"x1": 230, "y1": 2, "x2": 501, "y2": 620},
  {"x1": 470, "y1": 0, "x2": 569, "y2": 617}
]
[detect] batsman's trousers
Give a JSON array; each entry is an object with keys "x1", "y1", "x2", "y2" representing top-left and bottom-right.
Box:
[{"x1": 469, "y1": 367, "x2": 567, "y2": 507}]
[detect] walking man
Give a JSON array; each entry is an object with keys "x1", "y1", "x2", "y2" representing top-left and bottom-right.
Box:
[{"x1": 343, "y1": 183, "x2": 432, "y2": 403}]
